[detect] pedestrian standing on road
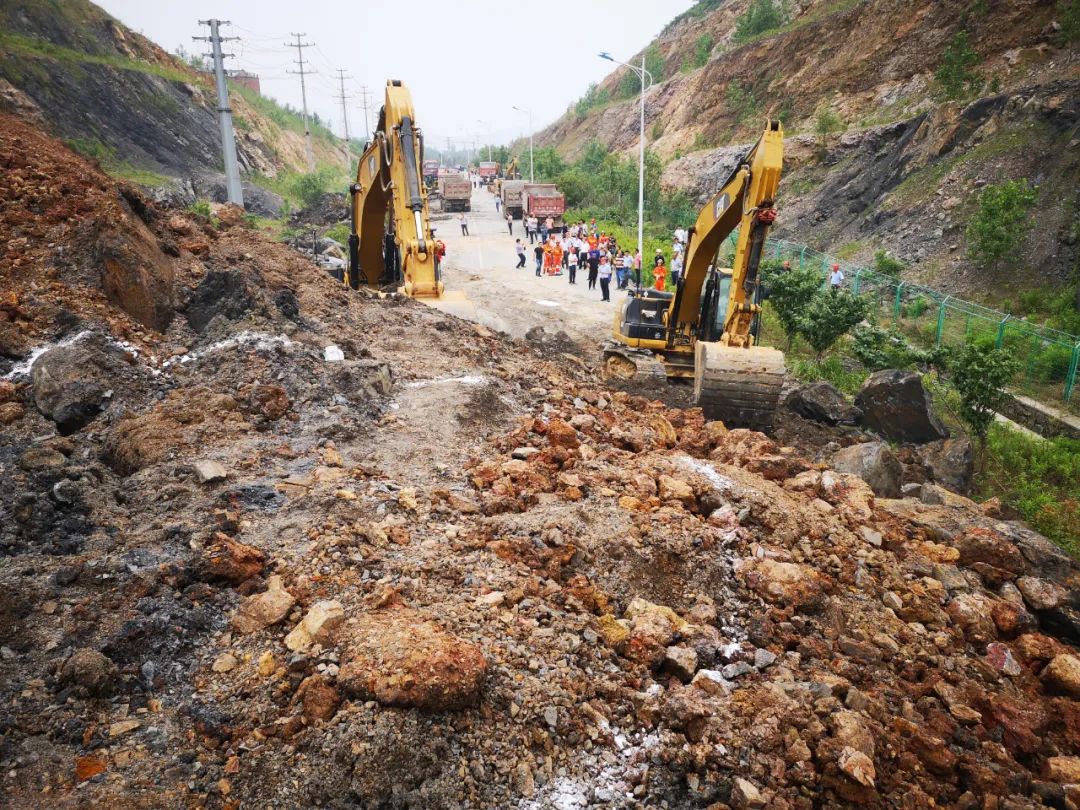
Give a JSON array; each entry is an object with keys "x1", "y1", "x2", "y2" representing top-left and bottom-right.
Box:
[
  {"x1": 598, "y1": 256, "x2": 613, "y2": 302},
  {"x1": 506, "y1": 212, "x2": 514, "y2": 236},
  {"x1": 670, "y1": 251, "x2": 684, "y2": 289},
  {"x1": 515, "y1": 239, "x2": 526, "y2": 268},
  {"x1": 527, "y1": 216, "x2": 537, "y2": 245},
  {"x1": 534, "y1": 242, "x2": 544, "y2": 277},
  {"x1": 567, "y1": 245, "x2": 578, "y2": 285},
  {"x1": 634, "y1": 249, "x2": 643, "y2": 286},
  {"x1": 459, "y1": 213, "x2": 469, "y2": 236},
  {"x1": 495, "y1": 196, "x2": 501, "y2": 213},
  {"x1": 540, "y1": 221, "x2": 549, "y2": 243},
  {"x1": 587, "y1": 245, "x2": 600, "y2": 290},
  {"x1": 829, "y1": 263, "x2": 844, "y2": 291}
]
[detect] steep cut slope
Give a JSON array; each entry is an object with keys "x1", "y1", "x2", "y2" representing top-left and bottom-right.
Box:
[
  {"x1": 0, "y1": 0, "x2": 349, "y2": 202},
  {"x1": 540, "y1": 0, "x2": 1079, "y2": 297}
]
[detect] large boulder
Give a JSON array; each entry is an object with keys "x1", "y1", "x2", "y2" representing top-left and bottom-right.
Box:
[
  {"x1": 31, "y1": 332, "x2": 130, "y2": 434},
  {"x1": 786, "y1": 382, "x2": 861, "y2": 425},
  {"x1": 829, "y1": 441, "x2": 903, "y2": 498},
  {"x1": 95, "y1": 199, "x2": 176, "y2": 331},
  {"x1": 337, "y1": 609, "x2": 487, "y2": 711},
  {"x1": 918, "y1": 437, "x2": 974, "y2": 494},
  {"x1": 855, "y1": 370, "x2": 947, "y2": 444}
]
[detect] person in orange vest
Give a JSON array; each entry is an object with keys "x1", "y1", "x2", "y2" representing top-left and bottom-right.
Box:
[
  {"x1": 653, "y1": 258, "x2": 667, "y2": 292},
  {"x1": 550, "y1": 240, "x2": 563, "y2": 275}
]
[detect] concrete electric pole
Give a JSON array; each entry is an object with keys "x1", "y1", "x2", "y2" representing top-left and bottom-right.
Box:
[
  {"x1": 286, "y1": 33, "x2": 317, "y2": 171},
  {"x1": 334, "y1": 69, "x2": 352, "y2": 142},
  {"x1": 194, "y1": 19, "x2": 243, "y2": 206},
  {"x1": 358, "y1": 85, "x2": 372, "y2": 143}
]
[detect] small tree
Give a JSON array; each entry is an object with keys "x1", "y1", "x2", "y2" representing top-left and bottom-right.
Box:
[
  {"x1": 764, "y1": 264, "x2": 822, "y2": 349},
  {"x1": 872, "y1": 249, "x2": 906, "y2": 277},
  {"x1": 947, "y1": 342, "x2": 1021, "y2": 461},
  {"x1": 814, "y1": 105, "x2": 842, "y2": 145},
  {"x1": 693, "y1": 34, "x2": 714, "y2": 68},
  {"x1": 935, "y1": 32, "x2": 980, "y2": 98},
  {"x1": 797, "y1": 289, "x2": 869, "y2": 361},
  {"x1": 966, "y1": 179, "x2": 1036, "y2": 266}
]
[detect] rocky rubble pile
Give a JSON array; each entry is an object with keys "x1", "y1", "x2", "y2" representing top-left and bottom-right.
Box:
[{"x1": 0, "y1": 112, "x2": 1078, "y2": 809}]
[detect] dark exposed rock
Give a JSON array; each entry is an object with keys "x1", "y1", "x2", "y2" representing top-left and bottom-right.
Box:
[
  {"x1": 918, "y1": 437, "x2": 974, "y2": 494},
  {"x1": 855, "y1": 370, "x2": 948, "y2": 444},
  {"x1": 786, "y1": 382, "x2": 861, "y2": 425},
  {"x1": 30, "y1": 332, "x2": 132, "y2": 434}
]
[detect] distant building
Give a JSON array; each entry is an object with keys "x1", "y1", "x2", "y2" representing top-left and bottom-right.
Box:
[{"x1": 228, "y1": 71, "x2": 261, "y2": 95}]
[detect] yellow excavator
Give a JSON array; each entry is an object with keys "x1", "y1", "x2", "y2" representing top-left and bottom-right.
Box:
[
  {"x1": 346, "y1": 80, "x2": 472, "y2": 317},
  {"x1": 605, "y1": 121, "x2": 785, "y2": 429},
  {"x1": 504, "y1": 156, "x2": 521, "y2": 180}
]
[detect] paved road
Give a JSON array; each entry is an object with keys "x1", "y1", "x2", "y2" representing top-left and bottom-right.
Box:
[{"x1": 435, "y1": 186, "x2": 623, "y2": 348}]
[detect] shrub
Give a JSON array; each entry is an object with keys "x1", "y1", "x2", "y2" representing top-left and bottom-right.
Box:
[
  {"x1": 903, "y1": 295, "x2": 929, "y2": 320},
  {"x1": 797, "y1": 289, "x2": 870, "y2": 360},
  {"x1": 872, "y1": 250, "x2": 906, "y2": 277},
  {"x1": 726, "y1": 82, "x2": 760, "y2": 124},
  {"x1": 935, "y1": 32, "x2": 980, "y2": 98},
  {"x1": 763, "y1": 263, "x2": 822, "y2": 349},
  {"x1": 966, "y1": 179, "x2": 1036, "y2": 266},
  {"x1": 1058, "y1": 0, "x2": 1079, "y2": 45},
  {"x1": 188, "y1": 200, "x2": 213, "y2": 219},
  {"x1": 692, "y1": 33, "x2": 714, "y2": 69},
  {"x1": 733, "y1": 0, "x2": 786, "y2": 43},
  {"x1": 791, "y1": 356, "x2": 870, "y2": 396},
  {"x1": 945, "y1": 342, "x2": 1021, "y2": 456}
]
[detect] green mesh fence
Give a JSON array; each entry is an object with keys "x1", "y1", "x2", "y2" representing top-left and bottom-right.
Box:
[{"x1": 734, "y1": 236, "x2": 1080, "y2": 406}]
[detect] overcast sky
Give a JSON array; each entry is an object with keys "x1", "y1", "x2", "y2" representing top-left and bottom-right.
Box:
[{"x1": 96, "y1": 0, "x2": 693, "y2": 147}]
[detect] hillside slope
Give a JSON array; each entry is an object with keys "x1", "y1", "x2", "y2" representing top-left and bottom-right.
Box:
[
  {"x1": 540, "y1": 0, "x2": 1080, "y2": 299},
  {"x1": 0, "y1": 0, "x2": 350, "y2": 209}
]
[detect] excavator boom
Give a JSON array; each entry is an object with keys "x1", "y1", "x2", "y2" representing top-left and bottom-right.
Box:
[{"x1": 347, "y1": 81, "x2": 473, "y2": 317}]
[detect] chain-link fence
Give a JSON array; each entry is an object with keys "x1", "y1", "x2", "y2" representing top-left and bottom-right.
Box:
[{"x1": 727, "y1": 236, "x2": 1080, "y2": 407}]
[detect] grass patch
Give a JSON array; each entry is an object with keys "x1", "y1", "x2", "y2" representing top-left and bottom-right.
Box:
[
  {"x1": 0, "y1": 29, "x2": 190, "y2": 83},
  {"x1": 791, "y1": 355, "x2": 870, "y2": 394},
  {"x1": 978, "y1": 423, "x2": 1080, "y2": 558},
  {"x1": 64, "y1": 138, "x2": 170, "y2": 186}
]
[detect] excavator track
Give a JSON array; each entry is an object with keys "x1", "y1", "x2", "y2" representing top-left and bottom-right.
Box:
[
  {"x1": 693, "y1": 343, "x2": 785, "y2": 431},
  {"x1": 600, "y1": 342, "x2": 668, "y2": 393}
]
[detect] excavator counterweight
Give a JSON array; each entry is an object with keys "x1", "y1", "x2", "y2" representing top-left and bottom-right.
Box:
[
  {"x1": 346, "y1": 80, "x2": 474, "y2": 319},
  {"x1": 606, "y1": 122, "x2": 786, "y2": 429}
]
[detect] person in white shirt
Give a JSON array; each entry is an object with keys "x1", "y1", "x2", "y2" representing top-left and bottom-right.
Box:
[
  {"x1": 829, "y1": 263, "x2": 844, "y2": 290},
  {"x1": 671, "y1": 252, "x2": 684, "y2": 288}
]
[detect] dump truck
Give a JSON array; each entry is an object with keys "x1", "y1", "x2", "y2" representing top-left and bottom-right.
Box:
[
  {"x1": 478, "y1": 161, "x2": 499, "y2": 186},
  {"x1": 439, "y1": 174, "x2": 472, "y2": 212},
  {"x1": 522, "y1": 183, "x2": 565, "y2": 228},
  {"x1": 500, "y1": 179, "x2": 526, "y2": 220},
  {"x1": 422, "y1": 159, "x2": 440, "y2": 190}
]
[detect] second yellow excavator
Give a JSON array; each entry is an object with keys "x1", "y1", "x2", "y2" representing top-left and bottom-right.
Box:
[
  {"x1": 605, "y1": 121, "x2": 786, "y2": 429},
  {"x1": 346, "y1": 80, "x2": 473, "y2": 318}
]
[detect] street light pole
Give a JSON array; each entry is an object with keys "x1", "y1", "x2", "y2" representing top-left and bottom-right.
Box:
[
  {"x1": 599, "y1": 51, "x2": 653, "y2": 270},
  {"x1": 512, "y1": 105, "x2": 534, "y2": 182}
]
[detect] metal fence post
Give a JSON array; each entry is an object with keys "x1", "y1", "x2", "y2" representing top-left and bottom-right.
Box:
[
  {"x1": 996, "y1": 315, "x2": 1010, "y2": 349},
  {"x1": 1065, "y1": 341, "x2": 1080, "y2": 403},
  {"x1": 799, "y1": 246, "x2": 806, "y2": 269},
  {"x1": 894, "y1": 282, "x2": 905, "y2": 321},
  {"x1": 852, "y1": 270, "x2": 861, "y2": 296},
  {"x1": 935, "y1": 296, "x2": 950, "y2": 346}
]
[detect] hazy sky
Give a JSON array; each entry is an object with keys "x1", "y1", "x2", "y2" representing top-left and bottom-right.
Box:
[{"x1": 96, "y1": 0, "x2": 693, "y2": 146}]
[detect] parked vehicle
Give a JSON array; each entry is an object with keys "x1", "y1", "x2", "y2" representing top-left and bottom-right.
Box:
[
  {"x1": 439, "y1": 174, "x2": 472, "y2": 212},
  {"x1": 478, "y1": 161, "x2": 499, "y2": 186},
  {"x1": 522, "y1": 183, "x2": 565, "y2": 228},
  {"x1": 500, "y1": 180, "x2": 526, "y2": 220}
]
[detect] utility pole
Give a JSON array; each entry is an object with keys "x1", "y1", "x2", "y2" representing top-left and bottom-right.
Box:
[
  {"x1": 358, "y1": 85, "x2": 372, "y2": 142},
  {"x1": 285, "y1": 33, "x2": 317, "y2": 171},
  {"x1": 194, "y1": 20, "x2": 243, "y2": 206},
  {"x1": 334, "y1": 69, "x2": 352, "y2": 142}
]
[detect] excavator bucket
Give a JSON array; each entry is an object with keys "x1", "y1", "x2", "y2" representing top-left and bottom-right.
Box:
[{"x1": 693, "y1": 342, "x2": 786, "y2": 431}]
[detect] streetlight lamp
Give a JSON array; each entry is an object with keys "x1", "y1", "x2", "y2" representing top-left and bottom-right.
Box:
[
  {"x1": 599, "y1": 51, "x2": 653, "y2": 270},
  {"x1": 477, "y1": 119, "x2": 493, "y2": 160},
  {"x1": 512, "y1": 105, "x2": 534, "y2": 183}
]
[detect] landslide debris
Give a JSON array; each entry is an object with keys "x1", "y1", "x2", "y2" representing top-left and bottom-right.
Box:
[{"x1": 1, "y1": 112, "x2": 1079, "y2": 810}]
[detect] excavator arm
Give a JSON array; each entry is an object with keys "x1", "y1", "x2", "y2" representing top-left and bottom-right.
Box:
[
  {"x1": 670, "y1": 121, "x2": 783, "y2": 347},
  {"x1": 347, "y1": 81, "x2": 443, "y2": 298}
]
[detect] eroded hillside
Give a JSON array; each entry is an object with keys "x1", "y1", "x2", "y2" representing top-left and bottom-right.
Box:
[{"x1": 540, "y1": 0, "x2": 1080, "y2": 297}]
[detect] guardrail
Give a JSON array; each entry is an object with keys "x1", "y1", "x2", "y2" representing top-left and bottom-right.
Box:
[{"x1": 724, "y1": 235, "x2": 1080, "y2": 405}]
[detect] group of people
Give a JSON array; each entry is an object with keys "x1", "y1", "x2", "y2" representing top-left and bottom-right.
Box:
[{"x1": 513, "y1": 220, "x2": 647, "y2": 302}]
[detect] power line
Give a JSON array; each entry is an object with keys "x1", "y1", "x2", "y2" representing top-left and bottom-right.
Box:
[
  {"x1": 357, "y1": 84, "x2": 373, "y2": 142},
  {"x1": 284, "y1": 33, "x2": 317, "y2": 171}
]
